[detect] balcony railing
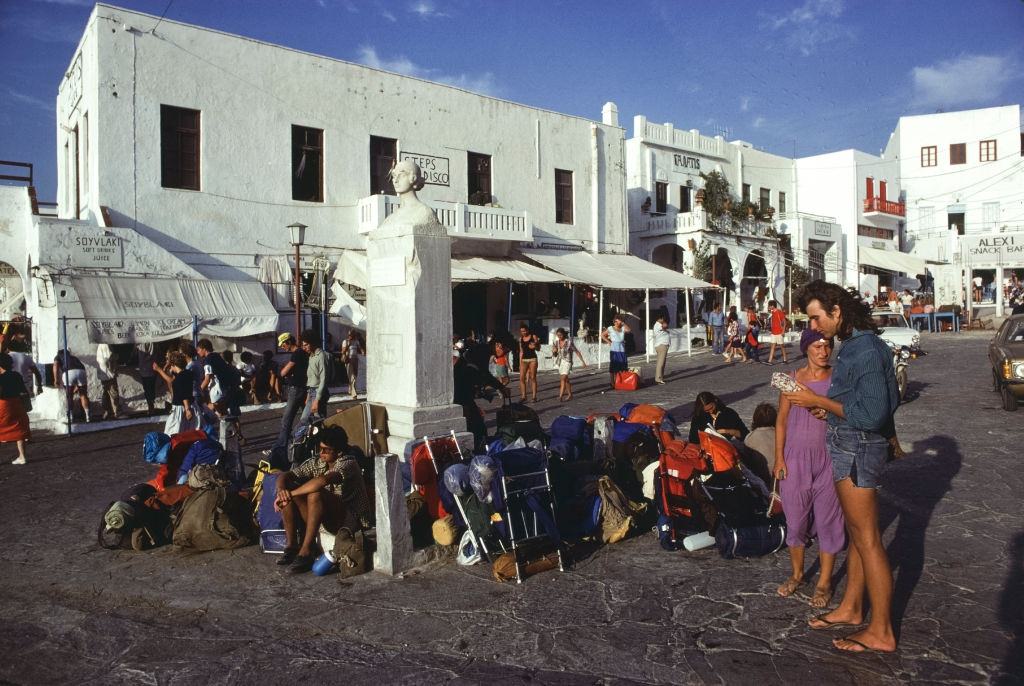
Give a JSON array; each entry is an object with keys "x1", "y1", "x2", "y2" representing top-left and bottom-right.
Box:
[
  {"x1": 637, "y1": 207, "x2": 776, "y2": 238},
  {"x1": 863, "y1": 197, "x2": 906, "y2": 216},
  {"x1": 357, "y1": 194, "x2": 532, "y2": 242}
]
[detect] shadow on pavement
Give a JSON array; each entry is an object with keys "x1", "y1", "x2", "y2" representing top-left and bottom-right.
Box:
[
  {"x1": 879, "y1": 433, "x2": 962, "y2": 639},
  {"x1": 997, "y1": 530, "x2": 1024, "y2": 685}
]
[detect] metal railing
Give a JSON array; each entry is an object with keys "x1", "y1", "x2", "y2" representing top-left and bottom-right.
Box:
[{"x1": 863, "y1": 197, "x2": 906, "y2": 216}]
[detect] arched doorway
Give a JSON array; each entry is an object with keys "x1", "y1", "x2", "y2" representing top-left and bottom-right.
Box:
[
  {"x1": 652, "y1": 243, "x2": 684, "y2": 271},
  {"x1": 741, "y1": 250, "x2": 768, "y2": 309}
]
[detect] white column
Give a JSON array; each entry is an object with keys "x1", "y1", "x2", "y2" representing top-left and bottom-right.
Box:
[
  {"x1": 996, "y1": 266, "x2": 1005, "y2": 316},
  {"x1": 597, "y1": 288, "x2": 604, "y2": 370},
  {"x1": 644, "y1": 288, "x2": 650, "y2": 363},
  {"x1": 685, "y1": 288, "x2": 692, "y2": 357}
]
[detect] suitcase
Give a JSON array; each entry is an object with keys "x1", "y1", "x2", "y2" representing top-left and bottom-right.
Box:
[{"x1": 614, "y1": 371, "x2": 641, "y2": 391}]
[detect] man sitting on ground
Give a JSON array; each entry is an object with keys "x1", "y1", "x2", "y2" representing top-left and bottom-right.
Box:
[{"x1": 273, "y1": 426, "x2": 370, "y2": 574}]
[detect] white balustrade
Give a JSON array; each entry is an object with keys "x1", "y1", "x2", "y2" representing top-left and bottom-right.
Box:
[{"x1": 358, "y1": 195, "x2": 531, "y2": 242}]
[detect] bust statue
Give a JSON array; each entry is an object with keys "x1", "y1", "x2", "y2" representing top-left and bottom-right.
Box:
[{"x1": 379, "y1": 160, "x2": 444, "y2": 232}]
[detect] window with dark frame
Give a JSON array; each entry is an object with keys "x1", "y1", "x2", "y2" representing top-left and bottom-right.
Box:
[
  {"x1": 655, "y1": 181, "x2": 667, "y2": 214},
  {"x1": 857, "y1": 225, "x2": 895, "y2": 240},
  {"x1": 467, "y1": 152, "x2": 492, "y2": 204},
  {"x1": 554, "y1": 169, "x2": 573, "y2": 224},
  {"x1": 680, "y1": 185, "x2": 691, "y2": 213},
  {"x1": 742, "y1": 183, "x2": 751, "y2": 202},
  {"x1": 778, "y1": 191, "x2": 787, "y2": 214},
  {"x1": 291, "y1": 125, "x2": 323, "y2": 202},
  {"x1": 160, "y1": 104, "x2": 200, "y2": 190},
  {"x1": 369, "y1": 136, "x2": 397, "y2": 195},
  {"x1": 920, "y1": 145, "x2": 937, "y2": 167},
  {"x1": 980, "y1": 139, "x2": 997, "y2": 162},
  {"x1": 950, "y1": 142, "x2": 966, "y2": 165},
  {"x1": 759, "y1": 187, "x2": 770, "y2": 211}
]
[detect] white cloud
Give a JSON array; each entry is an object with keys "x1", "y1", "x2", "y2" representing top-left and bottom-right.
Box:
[
  {"x1": 740, "y1": 96, "x2": 751, "y2": 112},
  {"x1": 381, "y1": 9, "x2": 396, "y2": 22},
  {"x1": 910, "y1": 54, "x2": 1020, "y2": 109},
  {"x1": 7, "y1": 88, "x2": 55, "y2": 112},
  {"x1": 766, "y1": 0, "x2": 851, "y2": 56},
  {"x1": 409, "y1": 1, "x2": 449, "y2": 19},
  {"x1": 356, "y1": 46, "x2": 497, "y2": 95},
  {"x1": 753, "y1": 117, "x2": 766, "y2": 129}
]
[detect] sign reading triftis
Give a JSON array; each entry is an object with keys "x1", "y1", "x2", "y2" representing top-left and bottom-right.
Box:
[
  {"x1": 399, "y1": 152, "x2": 450, "y2": 186},
  {"x1": 70, "y1": 235, "x2": 124, "y2": 269},
  {"x1": 672, "y1": 154, "x2": 702, "y2": 171}
]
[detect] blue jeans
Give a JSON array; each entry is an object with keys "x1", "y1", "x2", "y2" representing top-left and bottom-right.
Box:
[
  {"x1": 712, "y1": 326, "x2": 725, "y2": 354},
  {"x1": 296, "y1": 387, "x2": 325, "y2": 431},
  {"x1": 273, "y1": 385, "x2": 306, "y2": 450}
]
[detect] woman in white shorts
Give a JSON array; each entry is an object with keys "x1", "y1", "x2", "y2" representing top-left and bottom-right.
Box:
[
  {"x1": 551, "y1": 328, "x2": 587, "y2": 402},
  {"x1": 54, "y1": 349, "x2": 92, "y2": 423}
]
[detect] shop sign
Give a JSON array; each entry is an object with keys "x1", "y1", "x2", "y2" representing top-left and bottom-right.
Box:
[
  {"x1": 813, "y1": 222, "x2": 833, "y2": 238},
  {"x1": 672, "y1": 154, "x2": 702, "y2": 171},
  {"x1": 70, "y1": 235, "x2": 124, "y2": 269},
  {"x1": 964, "y1": 232, "x2": 1024, "y2": 265},
  {"x1": 399, "y1": 151, "x2": 450, "y2": 186}
]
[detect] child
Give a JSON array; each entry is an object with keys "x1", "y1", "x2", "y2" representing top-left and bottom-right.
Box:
[
  {"x1": 724, "y1": 312, "x2": 745, "y2": 363},
  {"x1": 489, "y1": 340, "x2": 510, "y2": 386},
  {"x1": 551, "y1": 327, "x2": 587, "y2": 401},
  {"x1": 744, "y1": 319, "x2": 761, "y2": 364}
]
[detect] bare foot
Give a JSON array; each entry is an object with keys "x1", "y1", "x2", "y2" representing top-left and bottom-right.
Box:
[
  {"x1": 777, "y1": 576, "x2": 804, "y2": 597},
  {"x1": 810, "y1": 585, "x2": 833, "y2": 608},
  {"x1": 833, "y1": 630, "x2": 897, "y2": 653},
  {"x1": 808, "y1": 609, "x2": 864, "y2": 630}
]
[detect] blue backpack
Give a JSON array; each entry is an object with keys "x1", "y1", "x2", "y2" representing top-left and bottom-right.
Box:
[
  {"x1": 254, "y1": 469, "x2": 287, "y2": 553},
  {"x1": 176, "y1": 439, "x2": 223, "y2": 484},
  {"x1": 143, "y1": 432, "x2": 171, "y2": 465},
  {"x1": 549, "y1": 415, "x2": 591, "y2": 463}
]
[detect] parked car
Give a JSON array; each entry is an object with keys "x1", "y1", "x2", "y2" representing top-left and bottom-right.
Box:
[
  {"x1": 871, "y1": 310, "x2": 922, "y2": 353},
  {"x1": 988, "y1": 314, "x2": 1024, "y2": 411}
]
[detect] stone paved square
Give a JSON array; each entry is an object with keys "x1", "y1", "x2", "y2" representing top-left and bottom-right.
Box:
[{"x1": 0, "y1": 332, "x2": 1019, "y2": 684}]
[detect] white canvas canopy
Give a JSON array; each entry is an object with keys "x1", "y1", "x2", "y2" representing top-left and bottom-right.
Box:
[
  {"x1": 71, "y1": 276, "x2": 280, "y2": 343},
  {"x1": 858, "y1": 246, "x2": 927, "y2": 276},
  {"x1": 519, "y1": 249, "x2": 714, "y2": 289}
]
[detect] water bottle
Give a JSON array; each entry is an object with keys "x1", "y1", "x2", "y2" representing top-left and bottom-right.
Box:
[
  {"x1": 312, "y1": 551, "x2": 337, "y2": 576},
  {"x1": 682, "y1": 531, "x2": 716, "y2": 551}
]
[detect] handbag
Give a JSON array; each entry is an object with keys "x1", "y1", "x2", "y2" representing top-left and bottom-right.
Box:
[
  {"x1": 767, "y1": 478, "x2": 784, "y2": 518},
  {"x1": 614, "y1": 371, "x2": 640, "y2": 391}
]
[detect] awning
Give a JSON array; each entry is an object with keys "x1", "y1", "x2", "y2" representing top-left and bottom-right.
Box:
[
  {"x1": 71, "y1": 276, "x2": 280, "y2": 344},
  {"x1": 519, "y1": 249, "x2": 715, "y2": 290},
  {"x1": 859, "y1": 246, "x2": 927, "y2": 275},
  {"x1": 334, "y1": 251, "x2": 575, "y2": 287},
  {"x1": 329, "y1": 282, "x2": 367, "y2": 329},
  {"x1": 452, "y1": 256, "x2": 575, "y2": 283}
]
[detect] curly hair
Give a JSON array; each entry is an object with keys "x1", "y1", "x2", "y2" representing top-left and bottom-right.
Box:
[{"x1": 796, "y1": 279, "x2": 878, "y2": 339}]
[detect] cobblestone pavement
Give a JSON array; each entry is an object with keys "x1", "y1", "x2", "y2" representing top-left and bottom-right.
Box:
[{"x1": 1, "y1": 332, "x2": 1020, "y2": 684}]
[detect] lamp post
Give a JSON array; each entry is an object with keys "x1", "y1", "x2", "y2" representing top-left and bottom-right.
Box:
[{"x1": 288, "y1": 222, "x2": 307, "y2": 339}]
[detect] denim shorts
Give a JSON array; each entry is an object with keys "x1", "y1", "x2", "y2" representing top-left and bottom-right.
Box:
[{"x1": 827, "y1": 424, "x2": 887, "y2": 489}]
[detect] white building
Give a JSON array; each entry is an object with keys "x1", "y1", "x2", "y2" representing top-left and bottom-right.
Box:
[
  {"x1": 885, "y1": 105, "x2": 1023, "y2": 313},
  {"x1": 2, "y1": 3, "x2": 649, "y2": 427},
  {"x1": 626, "y1": 115, "x2": 844, "y2": 320}
]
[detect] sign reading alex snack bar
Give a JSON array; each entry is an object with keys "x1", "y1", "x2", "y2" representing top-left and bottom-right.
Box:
[
  {"x1": 964, "y1": 232, "x2": 1024, "y2": 266},
  {"x1": 70, "y1": 235, "x2": 124, "y2": 269}
]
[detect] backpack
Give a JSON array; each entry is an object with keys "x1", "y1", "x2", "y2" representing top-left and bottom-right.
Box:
[
  {"x1": 172, "y1": 486, "x2": 255, "y2": 551},
  {"x1": 596, "y1": 476, "x2": 647, "y2": 544},
  {"x1": 251, "y1": 461, "x2": 288, "y2": 553},
  {"x1": 143, "y1": 432, "x2": 171, "y2": 464},
  {"x1": 176, "y1": 439, "x2": 223, "y2": 484},
  {"x1": 97, "y1": 483, "x2": 170, "y2": 551},
  {"x1": 332, "y1": 527, "x2": 368, "y2": 579}
]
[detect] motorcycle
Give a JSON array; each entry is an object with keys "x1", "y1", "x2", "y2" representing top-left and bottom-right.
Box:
[{"x1": 891, "y1": 343, "x2": 911, "y2": 400}]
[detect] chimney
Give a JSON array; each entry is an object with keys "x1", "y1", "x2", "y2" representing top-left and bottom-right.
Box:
[{"x1": 602, "y1": 102, "x2": 619, "y2": 127}]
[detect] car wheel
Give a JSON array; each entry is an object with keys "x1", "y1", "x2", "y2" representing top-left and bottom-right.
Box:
[
  {"x1": 1002, "y1": 386, "x2": 1018, "y2": 412},
  {"x1": 896, "y1": 369, "x2": 908, "y2": 400}
]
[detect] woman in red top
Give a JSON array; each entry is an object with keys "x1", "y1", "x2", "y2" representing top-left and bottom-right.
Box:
[
  {"x1": 0, "y1": 352, "x2": 30, "y2": 465},
  {"x1": 767, "y1": 300, "x2": 789, "y2": 365}
]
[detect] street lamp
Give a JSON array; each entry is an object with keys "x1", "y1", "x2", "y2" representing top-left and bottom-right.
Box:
[{"x1": 288, "y1": 222, "x2": 307, "y2": 339}]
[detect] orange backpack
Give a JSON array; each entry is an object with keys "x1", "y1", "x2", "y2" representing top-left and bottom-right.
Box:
[{"x1": 698, "y1": 431, "x2": 739, "y2": 472}]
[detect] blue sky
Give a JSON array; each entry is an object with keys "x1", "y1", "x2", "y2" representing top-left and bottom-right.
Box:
[{"x1": 2, "y1": 0, "x2": 1022, "y2": 201}]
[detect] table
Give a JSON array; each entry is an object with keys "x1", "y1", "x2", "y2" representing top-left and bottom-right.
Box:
[
  {"x1": 933, "y1": 312, "x2": 959, "y2": 332},
  {"x1": 909, "y1": 313, "x2": 933, "y2": 332}
]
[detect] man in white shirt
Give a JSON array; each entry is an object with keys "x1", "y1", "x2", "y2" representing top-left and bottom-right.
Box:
[
  {"x1": 95, "y1": 343, "x2": 121, "y2": 420},
  {"x1": 652, "y1": 316, "x2": 671, "y2": 384}
]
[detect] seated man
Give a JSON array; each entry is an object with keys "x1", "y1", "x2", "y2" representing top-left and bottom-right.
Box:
[{"x1": 274, "y1": 426, "x2": 370, "y2": 574}]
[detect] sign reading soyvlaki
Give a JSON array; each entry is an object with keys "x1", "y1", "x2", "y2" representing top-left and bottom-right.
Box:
[
  {"x1": 964, "y1": 232, "x2": 1024, "y2": 266},
  {"x1": 70, "y1": 234, "x2": 124, "y2": 269}
]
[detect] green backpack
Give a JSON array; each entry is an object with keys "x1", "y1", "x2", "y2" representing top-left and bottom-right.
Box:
[{"x1": 172, "y1": 486, "x2": 255, "y2": 551}]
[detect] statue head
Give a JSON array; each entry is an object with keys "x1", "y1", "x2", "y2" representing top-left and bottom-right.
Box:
[{"x1": 389, "y1": 160, "x2": 426, "y2": 194}]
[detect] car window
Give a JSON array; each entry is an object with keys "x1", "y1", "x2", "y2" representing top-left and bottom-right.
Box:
[{"x1": 1007, "y1": 323, "x2": 1024, "y2": 343}]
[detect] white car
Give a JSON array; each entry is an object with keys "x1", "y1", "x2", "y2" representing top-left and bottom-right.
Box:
[{"x1": 871, "y1": 310, "x2": 922, "y2": 352}]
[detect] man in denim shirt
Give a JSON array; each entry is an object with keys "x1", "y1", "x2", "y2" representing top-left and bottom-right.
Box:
[
  {"x1": 785, "y1": 280, "x2": 899, "y2": 655},
  {"x1": 706, "y1": 304, "x2": 726, "y2": 355}
]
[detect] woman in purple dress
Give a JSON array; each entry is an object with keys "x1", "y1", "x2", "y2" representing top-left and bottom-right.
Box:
[{"x1": 774, "y1": 329, "x2": 846, "y2": 608}]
